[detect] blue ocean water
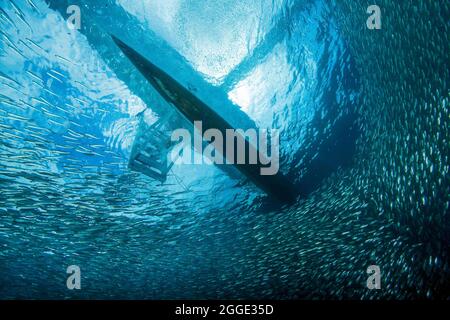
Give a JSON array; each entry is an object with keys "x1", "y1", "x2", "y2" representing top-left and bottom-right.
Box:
[{"x1": 0, "y1": 0, "x2": 449, "y2": 299}]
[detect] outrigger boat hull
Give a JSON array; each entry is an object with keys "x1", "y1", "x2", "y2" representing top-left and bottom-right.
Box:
[{"x1": 112, "y1": 36, "x2": 297, "y2": 203}]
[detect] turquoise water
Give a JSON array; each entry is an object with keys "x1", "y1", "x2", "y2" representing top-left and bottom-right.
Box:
[{"x1": 0, "y1": 0, "x2": 449, "y2": 299}]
